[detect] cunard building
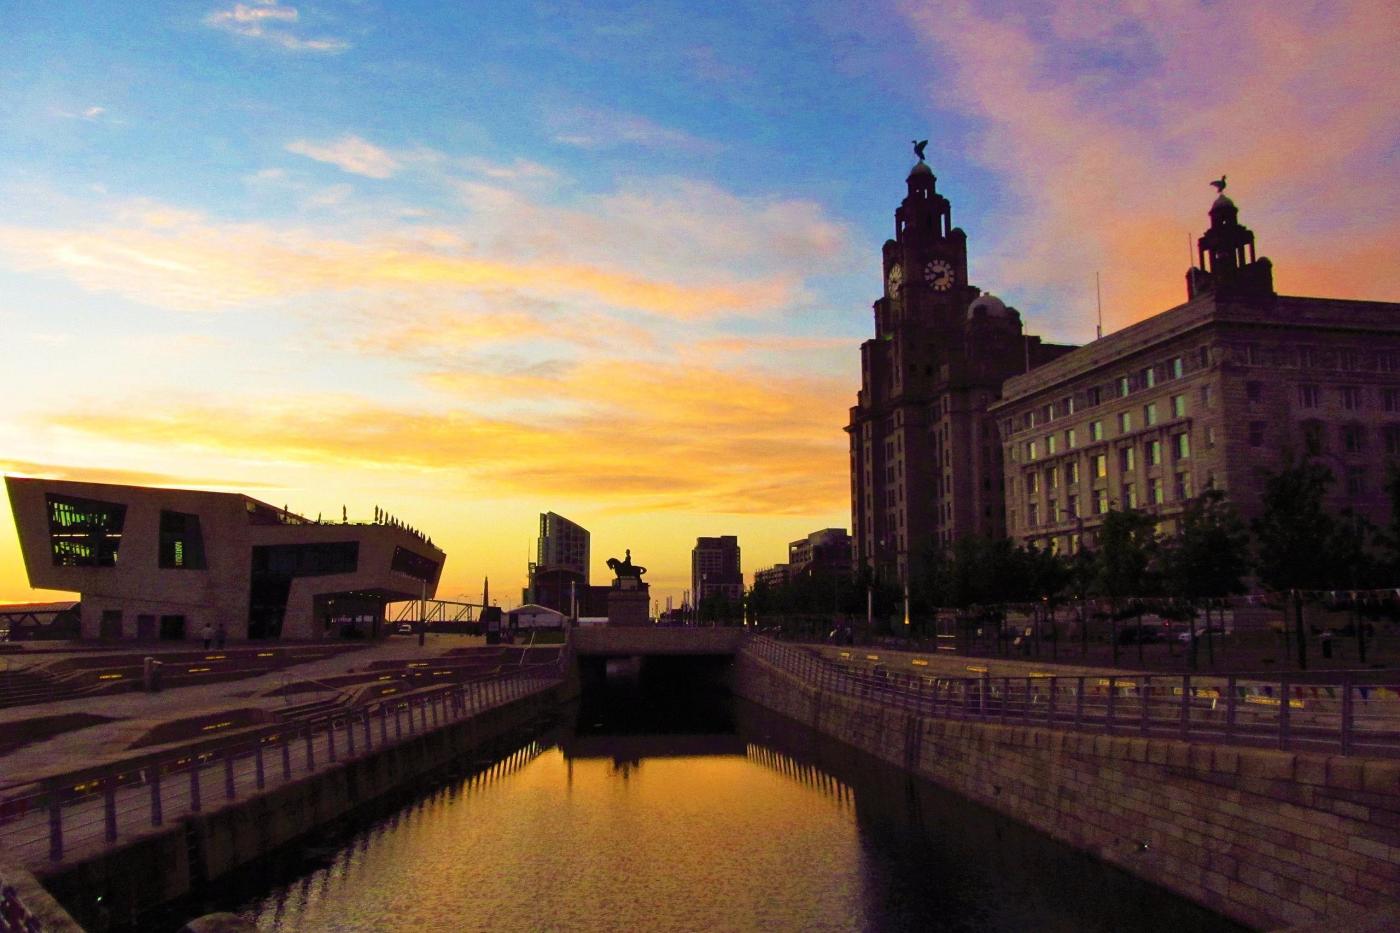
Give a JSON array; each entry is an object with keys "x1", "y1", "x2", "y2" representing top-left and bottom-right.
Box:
[
  {"x1": 846, "y1": 154, "x2": 1073, "y2": 584},
  {"x1": 994, "y1": 187, "x2": 1400, "y2": 551}
]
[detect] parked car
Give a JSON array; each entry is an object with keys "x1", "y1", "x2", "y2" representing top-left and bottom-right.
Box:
[
  {"x1": 396, "y1": 623, "x2": 414, "y2": 634},
  {"x1": 1176, "y1": 625, "x2": 1227, "y2": 643}
]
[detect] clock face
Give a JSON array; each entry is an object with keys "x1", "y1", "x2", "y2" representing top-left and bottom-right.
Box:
[
  {"x1": 925, "y1": 259, "x2": 955, "y2": 291},
  {"x1": 886, "y1": 263, "x2": 903, "y2": 298}
]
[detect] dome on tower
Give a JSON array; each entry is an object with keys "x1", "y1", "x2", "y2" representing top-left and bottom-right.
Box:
[
  {"x1": 1210, "y1": 194, "x2": 1237, "y2": 217},
  {"x1": 967, "y1": 293, "x2": 1011, "y2": 319},
  {"x1": 908, "y1": 161, "x2": 933, "y2": 177}
]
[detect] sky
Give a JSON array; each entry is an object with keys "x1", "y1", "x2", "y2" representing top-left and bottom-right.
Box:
[{"x1": 1, "y1": 0, "x2": 1397, "y2": 610}]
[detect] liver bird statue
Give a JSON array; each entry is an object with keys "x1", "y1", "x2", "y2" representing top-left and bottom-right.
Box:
[
  {"x1": 912, "y1": 139, "x2": 928, "y2": 162},
  {"x1": 1210, "y1": 175, "x2": 1227, "y2": 193}
]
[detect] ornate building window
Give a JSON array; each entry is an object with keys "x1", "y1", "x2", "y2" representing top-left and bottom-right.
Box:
[
  {"x1": 1340, "y1": 386, "x2": 1363, "y2": 410},
  {"x1": 1144, "y1": 402, "x2": 1159, "y2": 426},
  {"x1": 1171, "y1": 394, "x2": 1187, "y2": 418},
  {"x1": 1342, "y1": 424, "x2": 1366, "y2": 454},
  {"x1": 1118, "y1": 411, "x2": 1133, "y2": 433},
  {"x1": 1297, "y1": 384, "x2": 1320, "y2": 408},
  {"x1": 1174, "y1": 433, "x2": 1191, "y2": 460}
]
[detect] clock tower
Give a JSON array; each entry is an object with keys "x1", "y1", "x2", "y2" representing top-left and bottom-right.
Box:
[{"x1": 847, "y1": 151, "x2": 1075, "y2": 589}]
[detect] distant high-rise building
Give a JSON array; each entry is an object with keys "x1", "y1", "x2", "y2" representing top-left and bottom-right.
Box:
[
  {"x1": 535, "y1": 512, "x2": 589, "y2": 581},
  {"x1": 787, "y1": 528, "x2": 852, "y2": 579},
  {"x1": 692, "y1": 535, "x2": 743, "y2": 605},
  {"x1": 846, "y1": 156, "x2": 1075, "y2": 584},
  {"x1": 525, "y1": 512, "x2": 591, "y2": 612}
]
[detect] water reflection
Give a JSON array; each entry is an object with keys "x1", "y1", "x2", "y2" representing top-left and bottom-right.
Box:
[{"x1": 175, "y1": 674, "x2": 1243, "y2": 932}]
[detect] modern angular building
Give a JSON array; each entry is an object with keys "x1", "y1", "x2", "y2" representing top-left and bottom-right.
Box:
[
  {"x1": 993, "y1": 191, "x2": 1400, "y2": 551},
  {"x1": 692, "y1": 535, "x2": 743, "y2": 605},
  {"x1": 5, "y1": 477, "x2": 444, "y2": 641},
  {"x1": 846, "y1": 157, "x2": 1074, "y2": 584}
]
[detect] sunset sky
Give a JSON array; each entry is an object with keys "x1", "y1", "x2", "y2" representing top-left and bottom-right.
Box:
[{"x1": 2, "y1": 1, "x2": 1397, "y2": 610}]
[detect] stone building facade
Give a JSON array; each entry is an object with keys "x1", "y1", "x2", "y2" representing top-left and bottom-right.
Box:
[
  {"x1": 846, "y1": 159, "x2": 1073, "y2": 583},
  {"x1": 993, "y1": 193, "x2": 1400, "y2": 551}
]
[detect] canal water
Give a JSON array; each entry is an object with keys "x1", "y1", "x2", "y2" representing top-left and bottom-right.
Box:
[{"x1": 158, "y1": 667, "x2": 1242, "y2": 932}]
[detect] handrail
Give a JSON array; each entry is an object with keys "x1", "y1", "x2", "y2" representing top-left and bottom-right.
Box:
[
  {"x1": 0, "y1": 661, "x2": 566, "y2": 865},
  {"x1": 741, "y1": 637, "x2": 1400, "y2": 759}
]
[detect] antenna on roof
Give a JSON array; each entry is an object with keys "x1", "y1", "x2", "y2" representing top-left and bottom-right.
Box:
[{"x1": 1095, "y1": 272, "x2": 1103, "y2": 341}]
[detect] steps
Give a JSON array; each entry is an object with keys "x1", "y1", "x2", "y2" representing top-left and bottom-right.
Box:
[{"x1": 0, "y1": 668, "x2": 68, "y2": 710}]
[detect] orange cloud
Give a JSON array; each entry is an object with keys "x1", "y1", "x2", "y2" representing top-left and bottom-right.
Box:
[
  {"x1": 901, "y1": 0, "x2": 1400, "y2": 337},
  {"x1": 0, "y1": 459, "x2": 277, "y2": 490},
  {"x1": 40, "y1": 358, "x2": 852, "y2": 516}
]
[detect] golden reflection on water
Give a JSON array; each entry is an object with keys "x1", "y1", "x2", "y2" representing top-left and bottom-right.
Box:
[{"x1": 245, "y1": 744, "x2": 868, "y2": 932}]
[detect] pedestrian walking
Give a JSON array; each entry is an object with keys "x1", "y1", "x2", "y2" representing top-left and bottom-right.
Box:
[{"x1": 202, "y1": 622, "x2": 213, "y2": 650}]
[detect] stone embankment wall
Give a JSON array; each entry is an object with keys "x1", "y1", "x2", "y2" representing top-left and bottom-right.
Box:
[
  {"x1": 37, "y1": 687, "x2": 564, "y2": 932},
  {"x1": 735, "y1": 650, "x2": 1400, "y2": 930}
]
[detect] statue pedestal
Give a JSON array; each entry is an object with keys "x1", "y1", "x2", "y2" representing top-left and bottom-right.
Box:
[{"x1": 607, "y1": 584, "x2": 650, "y2": 627}]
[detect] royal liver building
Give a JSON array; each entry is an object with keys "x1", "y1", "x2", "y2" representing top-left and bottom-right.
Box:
[{"x1": 846, "y1": 153, "x2": 1072, "y2": 584}]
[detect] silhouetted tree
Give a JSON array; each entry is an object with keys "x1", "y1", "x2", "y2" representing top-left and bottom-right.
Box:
[
  {"x1": 1092, "y1": 509, "x2": 1158, "y2": 664},
  {"x1": 1253, "y1": 455, "x2": 1337, "y2": 668},
  {"x1": 1161, "y1": 490, "x2": 1250, "y2": 667}
]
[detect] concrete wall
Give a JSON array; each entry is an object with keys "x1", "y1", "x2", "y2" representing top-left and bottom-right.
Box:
[
  {"x1": 37, "y1": 688, "x2": 561, "y2": 931},
  {"x1": 573, "y1": 626, "x2": 745, "y2": 656},
  {"x1": 735, "y1": 648, "x2": 1400, "y2": 931}
]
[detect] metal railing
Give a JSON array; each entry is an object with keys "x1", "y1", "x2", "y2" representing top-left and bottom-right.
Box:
[
  {"x1": 0, "y1": 661, "x2": 563, "y2": 867},
  {"x1": 744, "y1": 637, "x2": 1400, "y2": 758}
]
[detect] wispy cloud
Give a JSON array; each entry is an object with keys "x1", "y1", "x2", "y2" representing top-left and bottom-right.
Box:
[
  {"x1": 205, "y1": 0, "x2": 349, "y2": 53},
  {"x1": 550, "y1": 106, "x2": 722, "y2": 155},
  {"x1": 286, "y1": 135, "x2": 400, "y2": 178},
  {"x1": 0, "y1": 172, "x2": 850, "y2": 321},
  {"x1": 900, "y1": 0, "x2": 1400, "y2": 336}
]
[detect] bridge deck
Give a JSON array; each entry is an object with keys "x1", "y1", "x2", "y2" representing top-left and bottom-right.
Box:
[{"x1": 572, "y1": 627, "x2": 745, "y2": 656}]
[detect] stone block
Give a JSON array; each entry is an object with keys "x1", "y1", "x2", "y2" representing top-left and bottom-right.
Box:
[
  {"x1": 1362, "y1": 759, "x2": 1400, "y2": 796},
  {"x1": 1212, "y1": 746, "x2": 1239, "y2": 775},
  {"x1": 1236, "y1": 748, "x2": 1295, "y2": 781},
  {"x1": 1293, "y1": 754, "x2": 1326, "y2": 787},
  {"x1": 1326, "y1": 756, "x2": 1366, "y2": 791},
  {"x1": 1346, "y1": 835, "x2": 1392, "y2": 862}
]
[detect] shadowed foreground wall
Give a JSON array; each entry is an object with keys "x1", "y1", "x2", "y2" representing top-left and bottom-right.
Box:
[
  {"x1": 35, "y1": 688, "x2": 562, "y2": 931},
  {"x1": 734, "y1": 650, "x2": 1400, "y2": 930}
]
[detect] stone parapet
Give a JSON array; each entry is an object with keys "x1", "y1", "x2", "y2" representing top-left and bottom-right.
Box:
[{"x1": 735, "y1": 647, "x2": 1400, "y2": 930}]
